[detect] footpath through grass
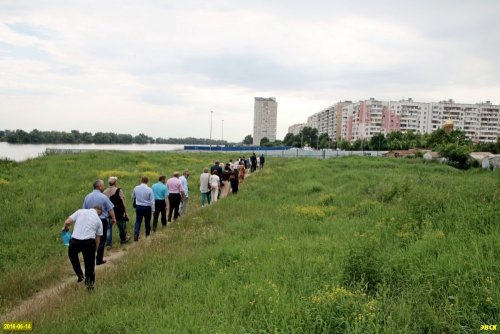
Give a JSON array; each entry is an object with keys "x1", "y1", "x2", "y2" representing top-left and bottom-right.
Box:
[
  {"x1": 1, "y1": 153, "x2": 499, "y2": 333},
  {"x1": 0, "y1": 151, "x2": 216, "y2": 310}
]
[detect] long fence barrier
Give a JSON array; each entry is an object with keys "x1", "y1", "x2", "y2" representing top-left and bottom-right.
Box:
[{"x1": 45, "y1": 147, "x2": 385, "y2": 159}]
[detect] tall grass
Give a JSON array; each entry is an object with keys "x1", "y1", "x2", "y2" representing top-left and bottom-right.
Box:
[
  {"x1": 1, "y1": 154, "x2": 499, "y2": 333},
  {"x1": 0, "y1": 151, "x2": 223, "y2": 311}
]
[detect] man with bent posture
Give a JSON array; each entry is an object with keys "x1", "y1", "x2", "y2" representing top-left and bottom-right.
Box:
[{"x1": 62, "y1": 205, "x2": 104, "y2": 290}]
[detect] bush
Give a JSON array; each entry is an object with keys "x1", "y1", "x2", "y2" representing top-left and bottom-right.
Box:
[
  {"x1": 343, "y1": 245, "x2": 382, "y2": 294},
  {"x1": 438, "y1": 143, "x2": 472, "y2": 169}
]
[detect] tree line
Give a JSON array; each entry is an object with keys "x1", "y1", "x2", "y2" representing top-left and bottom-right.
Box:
[
  {"x1": 0, "y1": 129, "x2": 227, "y2": 145},
  {"x1": 248, "y1": 126, "x2": 499, "y2": 170},
  {"x1": 251, "y1": 126, "x2": 499, "y2": 154}
]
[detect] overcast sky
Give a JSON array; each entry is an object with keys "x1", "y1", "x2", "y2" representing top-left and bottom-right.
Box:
[{"x1": 1, "y1": 0, "x2": 499, "y2": 142}]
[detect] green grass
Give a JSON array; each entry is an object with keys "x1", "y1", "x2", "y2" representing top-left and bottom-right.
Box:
[
  {"x1": 1, "y1": 154, "x2": 499, "y2": 333},
  {"x1": 0, "y1": 151, "x2": 223, "y2": 310}
]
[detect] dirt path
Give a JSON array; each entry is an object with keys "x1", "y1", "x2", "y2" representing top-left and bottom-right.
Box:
[
  {"x1": 1, "y1": 166, "x2": 263, "y2": 322},
  {"x1": 0, "y1": 245, "x2": 130, "y2": 322}
]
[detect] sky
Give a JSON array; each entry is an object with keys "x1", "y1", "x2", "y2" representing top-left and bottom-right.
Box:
[{"x1": 1, "y1": 0, "x2": 499, "y2": 142}]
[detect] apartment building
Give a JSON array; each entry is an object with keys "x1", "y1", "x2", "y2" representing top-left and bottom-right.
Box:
[
  {"x1": 307, "y1": 101, "x2": 351, "y2": 141},
  {"x1": 387, "y1": 99, "x2": 431, "y2": 134},
  {"x1": 430, "y1": 100, "x2": 499, "y2": 143},
  {"x1": 253, "y1": 97, "x2": 277, "y2": 145},
  {"x1": 288, "y1": 123, "x2": 306, "y2": 135},
  {"x1": 477, "y1": 102, "x2": 500, "y2": 142},
  {"x1": 298, "y1": 98, "x2": 499, "y2": 143}
]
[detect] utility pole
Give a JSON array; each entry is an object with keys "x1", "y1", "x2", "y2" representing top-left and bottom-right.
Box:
[{"x1": 209, "y1": 110, "x2": 213, "y2": 151}]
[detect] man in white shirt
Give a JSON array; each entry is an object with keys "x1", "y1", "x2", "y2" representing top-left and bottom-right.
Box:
[
  {"x1": 199, "y1": 167, "x2": 211, "y2": 207},
  {"x1": 209, "y1": 170, "x2": 220, "y2": 203},
  {"x1": 179, "y1": 169, "x2": 190, "y2": 215},
  {"x1": 62, "y1": 206, "x2": 104, "y2": 291}
]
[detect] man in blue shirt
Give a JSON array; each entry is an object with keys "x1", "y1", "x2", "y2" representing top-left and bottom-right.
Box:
[
  {"x1": 151, "y1": 175, "x2": 168, "y2": 231},
  {"x1": 131, "y1": 176, "x2": 155, "y2": 241},
  {"x1": 83, "y1": 180, "x2": 116, "y2": 266}
]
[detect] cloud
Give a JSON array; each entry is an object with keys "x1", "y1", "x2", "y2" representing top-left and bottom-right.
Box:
[
  {"x1": 182, "y1": 55, "x2": 311, "y2": 90},
  {"x1": 0, "y1": 0, "x2": 499, "y2": 141},
  {"x1": 6, "y1": 22, "x2": 50, "y2": 39}
]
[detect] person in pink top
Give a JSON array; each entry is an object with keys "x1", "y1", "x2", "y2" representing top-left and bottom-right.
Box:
[{"x1": 166, "y1": 171, "x2": 185, "y2": 223}]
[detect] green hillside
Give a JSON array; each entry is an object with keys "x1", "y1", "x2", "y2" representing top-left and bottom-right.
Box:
[{"x1": 1, "y1": 153, "x2": 498, "y2": 333}]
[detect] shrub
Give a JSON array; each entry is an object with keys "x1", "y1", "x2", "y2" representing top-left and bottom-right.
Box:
[
  {"x1": 343, "y1": 245, "x2": 382, "y2": 294},
  {"x1": 438, "y1": 143, "x2": 472, "y2": 169}
]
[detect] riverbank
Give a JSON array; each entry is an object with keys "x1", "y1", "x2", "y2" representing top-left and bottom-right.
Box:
[{"x1": 0, "y1": 142, "x2": 184, "y2": 161}]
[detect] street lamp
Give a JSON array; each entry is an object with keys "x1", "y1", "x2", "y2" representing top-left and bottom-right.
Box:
[
  {"x1": 209, "y1": 110, "x2": 213, "y2": 151},
  {"x1": 222, "y1": 119, "x2": 224, "y2": 143}
]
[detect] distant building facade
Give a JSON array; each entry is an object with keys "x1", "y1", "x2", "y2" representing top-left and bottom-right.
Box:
[
  {"x1": 253, "y1": 97, "x2": 277, "y2": 145},
  {"x1": 288, "y1": 123, "x2": 306, "y2": 135},
  {"x1": 297, "y1": 98, "x2": 499, "y2": 143}
]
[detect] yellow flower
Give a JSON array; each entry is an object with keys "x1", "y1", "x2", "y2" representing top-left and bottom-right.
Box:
[
  {"x1": 97, "y1": 170, "x2": 134, "y2": 179},
  {"x1": 433, "y1": 230, "x2": 445, "y2": 239},
  {"x1": 293, "y1": 205, "x2": 326, "y2": 219}
]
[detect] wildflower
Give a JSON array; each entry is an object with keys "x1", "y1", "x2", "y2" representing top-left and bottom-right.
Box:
[
  {"x1": 292, "y1": 205, "x2": 326, "y2": 219},
  {"x1": 433, "y1": 230, "x2": 445, "y2": 239}
]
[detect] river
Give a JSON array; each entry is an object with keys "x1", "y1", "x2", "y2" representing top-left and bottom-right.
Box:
[{"x1": 0, "y1": 142, "x2": 185, "y2": 162}]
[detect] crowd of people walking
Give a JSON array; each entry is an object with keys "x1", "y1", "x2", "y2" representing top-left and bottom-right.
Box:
[{"x1": 61, "y1": 153, "x2": 265, "y2": 291}]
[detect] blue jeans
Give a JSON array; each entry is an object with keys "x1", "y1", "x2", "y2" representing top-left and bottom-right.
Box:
[
  {"x1": 106, "y1": 221, "x2": 113, "y2": 246},
  {"x1": 108, "y1": 218, "x2": 128, "y2": 244},
  {"x1": 134, "y1": 205, "x2": 152, "y2": 239}
]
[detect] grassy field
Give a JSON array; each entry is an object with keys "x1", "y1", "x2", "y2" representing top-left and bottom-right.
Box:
[{"x1": 1, "y1": 152, "x2": 499, "y2": 333}]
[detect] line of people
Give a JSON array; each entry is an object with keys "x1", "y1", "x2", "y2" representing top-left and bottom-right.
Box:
[
  {"x1": 200, "y1": 155, "x2": 262, "y2": 206},
  {"x1": 61, "y1": 153, "x2": 265, "y2": 291}
]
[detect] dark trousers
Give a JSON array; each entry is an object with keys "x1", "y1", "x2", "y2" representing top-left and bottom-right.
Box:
[
  {"x1": 117, "y1": 220, "x2": 128, "y2": 242},
  {"x1": 134, "y1": 205, "x2": 152, "y2": 239},
  {"x1": 153, "y1": 199, "x2": 167, "y2": 230},
  {"x1": 68, "y1": 238, "x2": 96, "y2": 284},
  {"x1": 168, "y1": 193, "x2": 181, "y2": 222},
  {"x1": 231, "y1": 180, "x2": 239, "y2": 193},
  {"x1": 96, "y1": 218, "x2": 108, "y2": 263}
]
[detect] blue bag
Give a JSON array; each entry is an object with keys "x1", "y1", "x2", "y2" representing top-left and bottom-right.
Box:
[{"x1": 61, "y1": 230, "x2": 71, "y2": 246}]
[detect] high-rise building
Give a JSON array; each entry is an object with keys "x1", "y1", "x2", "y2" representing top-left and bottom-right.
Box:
[
  {"x1": 297, "y1": 98, "x2": 499, "y2": 143},
  {"x1": 306, "y1": 101, "x2": 352, "y2": 142},
  {"x1": 253, "y1": 97, "x2": 277, "y2": 145},
  {"x1": 288, "y1": 123, "x2": 306, "y2": 135}
]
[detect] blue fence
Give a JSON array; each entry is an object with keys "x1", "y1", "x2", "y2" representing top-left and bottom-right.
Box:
[{"x1": 184, "y1": 145, "x2": 291, "y2": 151}]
